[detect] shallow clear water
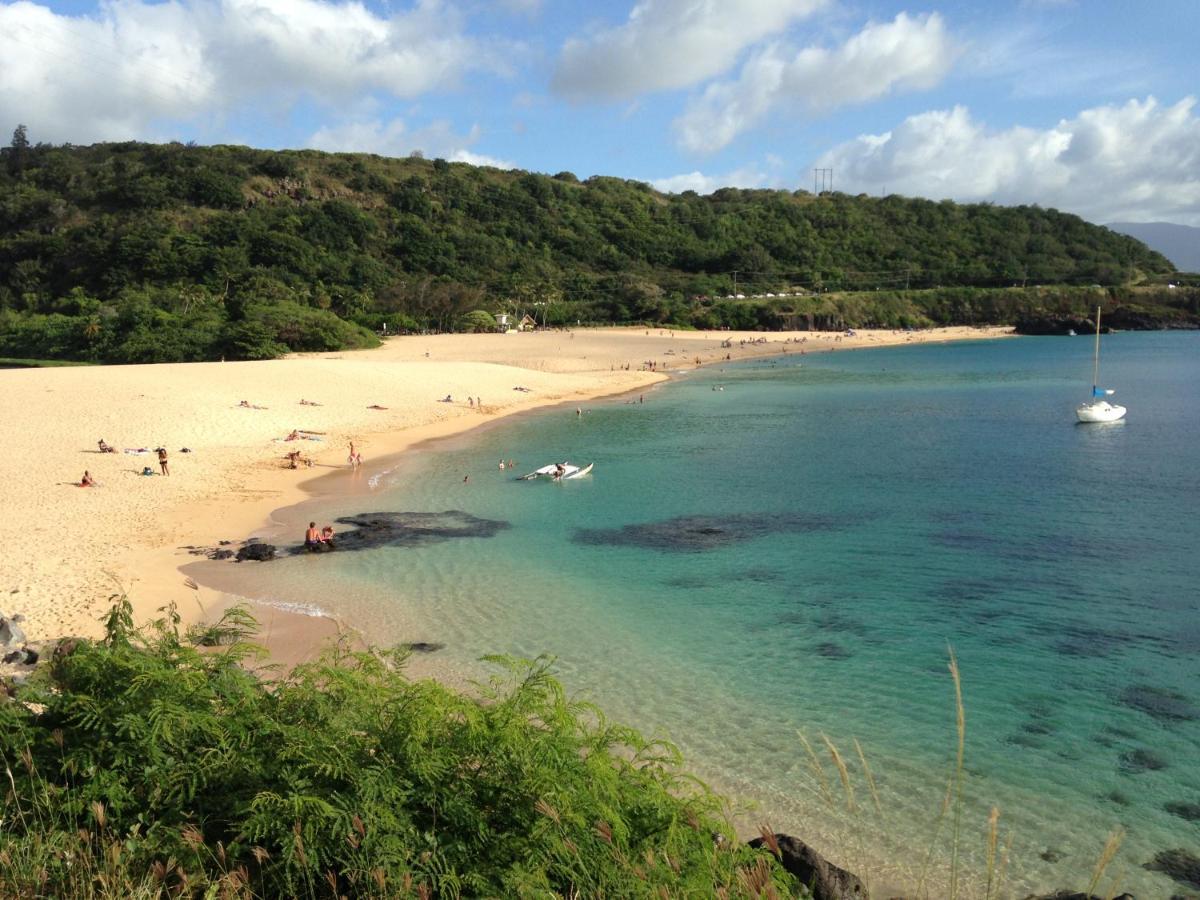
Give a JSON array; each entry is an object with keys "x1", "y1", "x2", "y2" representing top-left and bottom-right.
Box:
[{"x1": 203, "y1": 333, "x2": 1200, "y2": 897}]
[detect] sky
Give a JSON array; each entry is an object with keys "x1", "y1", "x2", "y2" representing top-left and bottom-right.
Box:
[{"x1": 2, "y1": 0, "x2": 1198, "y2": 225}]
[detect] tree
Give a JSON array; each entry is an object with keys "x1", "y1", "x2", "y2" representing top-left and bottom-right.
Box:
[{"x1": 7, "y1": 124, "x2": 29, "y2": 177}]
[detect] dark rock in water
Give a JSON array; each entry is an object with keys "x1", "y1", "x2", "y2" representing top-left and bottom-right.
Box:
[
  {"x1": 305, "y1": 511, "x2": 509, "y2": 554},
  {"x1": 574, "y1": 512, "x2": 844, "y2": 553},
  {"x1": 748, "y1": 833, "x2": 864, "y2": 900},
  {"x1": 1119, "y1": 747, "x2": 1168, "y2": 774},
  {"x1": 1119, "y1": 684, "x2": 1199, "y2": 722},
  {"x1": 815, "y1": 642, "x2": 850, "y2": 659},
  {"x1": 1106, "y1": 306, "x2": 1200, "y2": 331},
  {"x1": 1144, "y1": 848, "x2": 1200, "y2": 889},
  {"x1": 236, "y1": 542, "x2": 276, "y2": 562},
  {"x1": 0, "y1": 615, "x2": 27, "y2": 648},
  {"x1": 211, "y1": 549, "x2": 234, "y2": 560},
  {"x1": 1165, "y1": 800, "x2": 1200, "y2": 821},
  {"x1": 1014, "y1": 314, "x2": 1106, "y2": 336},
  {"x1": 1105, "y1": 790, "x2": 1131, "y2": 806},
  {"x1": 1039, "y1": 848, "x2": 1064, "y2": 863},
  {"x1": 403, "y1": 642, "x2": 446, "y2": 653}
]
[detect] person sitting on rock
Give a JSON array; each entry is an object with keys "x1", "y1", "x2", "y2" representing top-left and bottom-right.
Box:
[
  {"x1": 320, "y1": 525, "x2": 335, "y2": 547},
  {"x1": 305, "y1": 522, "x2": 321, "y2": 551}
]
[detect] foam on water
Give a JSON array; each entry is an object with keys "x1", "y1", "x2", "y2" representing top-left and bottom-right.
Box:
[{"x1": 205, "y1": 333, "x2": 1200, "y2": 898}]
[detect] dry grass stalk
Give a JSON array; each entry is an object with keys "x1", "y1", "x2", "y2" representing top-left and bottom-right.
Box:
[
  {"x1": 796, "y1": 731, "x2": 834, "y2": 806},
  {"x1": 852, "y1": 737, "x2": 882, "y2": 816},
  {"x1": 984, "y1": 806, "x2": 1000, "y2": 900},
  {"x1": 1085, "y1": 828, "x2": 1124, "y2": 897},
  {"x1": 821, "y1": 733, "x2": 857, "y2": 813},
  {"x1": 948, "y1": 648, "x2": 966, "y2": 900},
  {"x1": 757, "y1": 826, "x2": 781, "y2": 859}
]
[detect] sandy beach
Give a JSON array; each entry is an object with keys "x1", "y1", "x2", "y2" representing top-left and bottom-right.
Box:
[{"x1": 0, "y1": 325, "x2": 1010, "y2": 647}]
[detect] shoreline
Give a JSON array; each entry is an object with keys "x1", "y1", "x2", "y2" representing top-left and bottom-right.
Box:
[
  {"x1": 2, "y1": 324, "x2": 1010, "y2": 647},
  {"x1": 173, "y1": 325, "x2": 1015, "y2": 671}
]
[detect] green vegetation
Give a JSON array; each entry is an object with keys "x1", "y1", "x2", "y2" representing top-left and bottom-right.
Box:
[
  {"x1": 0, "y1": 600, "x2": 800, "y2": 898},
  {"x1": 0, "y1": 131, "x2": 1185, "y2": 362}
]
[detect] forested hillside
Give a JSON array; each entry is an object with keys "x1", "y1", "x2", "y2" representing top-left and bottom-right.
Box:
[{"x1": 0, "y1": 135, "x2": 1181, "y2": 362}]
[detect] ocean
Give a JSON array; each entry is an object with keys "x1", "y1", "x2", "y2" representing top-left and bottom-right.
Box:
[{"x1": 197, "y1": 332, "x2": 1200, "y2": 898}]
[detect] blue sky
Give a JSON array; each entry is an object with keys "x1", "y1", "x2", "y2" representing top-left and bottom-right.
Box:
[{"x1": 2, "y1": 0, "x2": 1198, "y2": 224}]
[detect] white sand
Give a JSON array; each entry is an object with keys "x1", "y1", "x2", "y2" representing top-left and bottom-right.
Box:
[{"x1": 0, "y1": 325, "x2": 1009, "y2": 640}]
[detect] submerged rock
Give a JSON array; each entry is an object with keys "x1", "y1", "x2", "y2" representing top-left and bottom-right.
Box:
[
  {"x1": 1164, "y1": 800, "x2": 1200, "y2": 821},
  {"x1": 1144, "y1": 848, "x2": 1200, "y2": 890},
  {"x1": 1119, "y1": 747, "x2": 1168, "y2": 774},
  {"x1": 402, "y1": 642, "x2": 446, "y2": 654},
  {"x1": 815, "y1": 642, "x2": 850, "y2": 659},
  {"x1": 747, "y1": 833, "x2": 864, "y2": 900},
  {"x1": 306, "y1": 511, "x2": 509, "y2": 554},
  {"x1": 1119, "y1": 684, "x2": 1199, "y2": 723},
  {"x1": 574, "y1": 512, "x2": 844, "y2": 553}
]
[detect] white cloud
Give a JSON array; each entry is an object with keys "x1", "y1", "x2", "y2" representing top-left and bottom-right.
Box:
[
  {"x1": 675, "y1": 12, "x2": 956, "y2": 154},
  {"x1": 552, "y1": 0, "x2": 826, "y2": 102},
  {"x1": 817, "y1": 96, "x2": 1200, "y2": 225},
  {"x1": 0, "y1": 0, "x2": 508, "y2": 143},
  {"x1": 308, "y1": 117, "x2": 514, "y2": 168},
  {"x1": 651, "y1": 162, "x2": 780, "y2": 194}
]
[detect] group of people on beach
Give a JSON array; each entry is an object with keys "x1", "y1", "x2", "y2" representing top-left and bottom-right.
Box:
[{"x1": 81, "y1": 444, "x2": 167, "y2": 486}]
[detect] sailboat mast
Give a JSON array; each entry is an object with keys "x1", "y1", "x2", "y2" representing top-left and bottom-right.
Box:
[{"x1": 1092, "y1": 306, "x2": 1101, "y2": 391}]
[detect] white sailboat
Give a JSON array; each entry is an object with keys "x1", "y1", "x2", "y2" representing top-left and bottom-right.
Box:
[{"x1": 1075, "y1": 306, "x2": 1126, "y2": 423}]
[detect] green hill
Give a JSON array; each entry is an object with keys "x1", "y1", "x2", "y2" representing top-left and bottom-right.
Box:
[{"x1": 0, "y1": 139, "x2": 1181, "y2": 362}]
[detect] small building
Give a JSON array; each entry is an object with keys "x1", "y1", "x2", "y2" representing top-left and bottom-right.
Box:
[{"x1": 518, "y1": 314, "x2": 538, "y2": 331}]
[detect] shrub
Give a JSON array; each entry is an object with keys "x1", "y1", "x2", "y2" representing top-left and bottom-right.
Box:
[{"x1": 0, "y1": 601, "x2": 800, "y2": 898}]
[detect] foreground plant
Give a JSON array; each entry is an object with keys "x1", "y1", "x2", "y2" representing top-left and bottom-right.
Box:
[{"x1": 0, "y1": 599, "x2": 800, "y2": 898}]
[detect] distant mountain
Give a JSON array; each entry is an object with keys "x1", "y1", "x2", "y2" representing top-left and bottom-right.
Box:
[{"x1": 1106, "y1": 222, "x2": 1200, "y2": 272}]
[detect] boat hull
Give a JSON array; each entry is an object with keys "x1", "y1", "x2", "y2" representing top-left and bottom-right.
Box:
[{"x1": 1076, "y1": 401, "x2": 1127, "y2": 423}]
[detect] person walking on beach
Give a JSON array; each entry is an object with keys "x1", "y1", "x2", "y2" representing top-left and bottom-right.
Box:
[{"x1": 157, "y1": 447, "x2": 169, "y2": 476}]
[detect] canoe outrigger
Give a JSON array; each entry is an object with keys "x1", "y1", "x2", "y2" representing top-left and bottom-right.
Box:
[{"x1": 517, "y1": 461, "x2": 594, "y2": 481}]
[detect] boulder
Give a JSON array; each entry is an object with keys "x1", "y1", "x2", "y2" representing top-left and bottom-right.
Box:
[
  {"x1": 403, "y1": 642, "x2": 446, "y2": 653},
  {"x1": 1145, "y1": 848, "x2": 1200, "y2": 890},
  {"x1": 235, "y1": 542, "x2": 276, "y2": 562},
  {"x1": 0, "y1": 615, "x2": 27, "y2": 648},
  {"x1": 748, "y1": 833, "x2": 865, "y2": 900}
]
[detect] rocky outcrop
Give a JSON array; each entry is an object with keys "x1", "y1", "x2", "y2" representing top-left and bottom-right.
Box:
[
  {"x1": 1013, "y1": 315, "x2": 1101, "y2": 336},
  {"x1": 748, "y1": 834, "x2": 864, "y2": 900},
  {"x1": 0, "y1": 613, "x2": 27, "y2": 648},
  {"x1": 235, "y1": 542, "x2": 276, "y2": 562},
  {"x1": 1014, "y1": 309, "x2": 1200, "y2": 335}
]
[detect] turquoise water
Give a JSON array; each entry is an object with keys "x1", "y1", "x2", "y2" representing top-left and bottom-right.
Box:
[{"x1": 205, "y1": 333, "x2": 1200, "y2": 897}]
